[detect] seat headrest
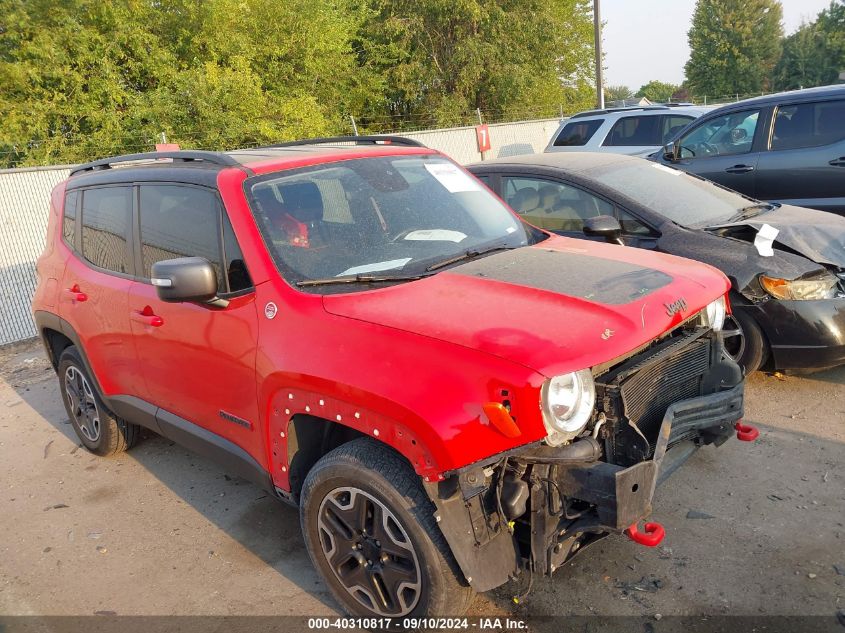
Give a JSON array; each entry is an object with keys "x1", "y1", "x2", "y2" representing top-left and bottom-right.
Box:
[
  {"x1": 537, "y1": 185, "x2": 558, "y2": 210},
  {"x1": 253, "y1": 186, "x2": 287, "y2": 222},
  {"x1": 510, "y1": 188, "x2": 540, "y2": 213},
  {"x1": 279, "y1": 182, "x2": 324, "y2": 223}
]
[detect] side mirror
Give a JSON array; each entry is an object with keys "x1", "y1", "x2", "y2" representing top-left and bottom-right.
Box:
[
  {"x1": 662, "y1": 141, "x2": 679, "y2": 162},
  {"x1": 731, "y1": 128, "x2": 748, "y2": 142},
  {"x1": 151, "y1": 257, "x2": 218, "y2": 303},
  {"x1": 583, "y1": 215, "x2": 623, "y2": 245}
]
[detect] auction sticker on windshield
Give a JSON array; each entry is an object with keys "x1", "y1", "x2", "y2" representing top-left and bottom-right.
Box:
[{"x1": 425, "y1": 162, "x2": 483, "y2": 193}]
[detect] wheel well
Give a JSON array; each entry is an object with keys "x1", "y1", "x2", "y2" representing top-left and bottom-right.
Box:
[
  {"x1": 286, "y1": 414, "x2": 368, "y2": 499},
  {"x1": 41, "y1": 328, "x2": 73, "y2": 370}
]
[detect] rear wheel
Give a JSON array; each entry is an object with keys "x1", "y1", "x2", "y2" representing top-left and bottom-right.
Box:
[
  {"x1": 723, "y1": 308, "x2": 768, "y2": 374},
  {"x1": 58, "y1": 346, "x2": 140, "y2": 456},
  {"x1": 300, "y1": 439, "x2": 473, "y2": 618}
]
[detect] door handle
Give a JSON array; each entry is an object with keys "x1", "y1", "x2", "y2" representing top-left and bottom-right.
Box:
[
  {"x1": 64, "y1": 284, "x2": 87, "y2": 302},
  {"x1": 829, "y1": 157, "x2": 845, "y2": 167},
  {"x1": 725, "y1": 164, "x2": 755, "y2": 174},
  {"x1": 131, "y1": 306, "x2": 164, "y2": 327}
]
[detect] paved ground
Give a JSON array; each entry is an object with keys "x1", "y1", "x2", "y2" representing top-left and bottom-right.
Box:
[{"x1": 1, "y1": 340, "x2": 843, "y2": 622}]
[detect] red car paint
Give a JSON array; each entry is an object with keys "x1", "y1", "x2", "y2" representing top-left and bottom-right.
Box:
[{"x1": 35, "y1": 146, "x2": 731, "y2": 487}]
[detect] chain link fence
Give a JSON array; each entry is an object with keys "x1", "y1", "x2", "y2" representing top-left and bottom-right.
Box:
[
  {"x1": 0, "y1": 118, "x2": 563, "y2": 346},
  {"x1": 0, "y1": 166, "x2": 71, "y2": 345}
]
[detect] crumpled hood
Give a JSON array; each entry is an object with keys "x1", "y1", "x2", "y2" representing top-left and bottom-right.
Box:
[
  {"x1": 322, "y1": 236, "x2": 729, "y2": 377},
  {"x1": 711, "y1": 205, "x2": 845, "y2": 269}
]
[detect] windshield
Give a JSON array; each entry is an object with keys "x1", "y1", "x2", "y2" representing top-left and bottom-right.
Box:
[
  {"x1": 246, "y1": 155, "x2": 543, "y2": 290},
  {"x1": 589, "y1": 161, "x2": 764, "y2": 227}
]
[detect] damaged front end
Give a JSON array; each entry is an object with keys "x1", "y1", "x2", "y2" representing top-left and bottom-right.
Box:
[{"x1": 426, "y1": 322, "x2": 745, "y2": 593}]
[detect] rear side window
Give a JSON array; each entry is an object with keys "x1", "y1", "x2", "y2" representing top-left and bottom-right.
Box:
[
  {"x1": 62, "y1": 190, "x2": 78, "y2": 245},
  {"x1": 81, "y1": 186, "x2": 133, "y2": 274},
  {"x1": 553, "y1": 119, "x2": 603, "y2": 147},
  {"x1": 770, "y1": 100, "x2": 845, "y2": 150},
  {"x1": 138, "y1": 184, "x2": 252, "y2": 294},
  {"x1": 603, "y1": 116, "x2": 661, "y2": 146}
]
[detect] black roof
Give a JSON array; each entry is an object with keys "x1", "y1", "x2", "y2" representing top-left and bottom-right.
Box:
[
  {"x1": 68, "y1": 136, "x2": 426, "y2": 178},
  {"x1": 706, "y1": 84, "x2": 845, "y2": 111},
  {"x1": 467, "y1": 151, "x2": 639, "y2": 174}
]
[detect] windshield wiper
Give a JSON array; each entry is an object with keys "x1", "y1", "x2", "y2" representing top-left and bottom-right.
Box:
[
  {"x1": 296, "y1": 273, "x2": 431, "y2": 288},
  {"x1": 425, "y1": 245, "x2": 514, "y2": 272},
  {"x1": 726, "y1": 202, "x2": 780, "y2": 222}
]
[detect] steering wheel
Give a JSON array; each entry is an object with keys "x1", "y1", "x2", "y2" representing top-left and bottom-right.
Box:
[
  {"x1": 680, "y1": 145, "x2": 696, "y2": 157},
  {"x1": 700, "y1": 141, "x2": 719, "y2": 155}
]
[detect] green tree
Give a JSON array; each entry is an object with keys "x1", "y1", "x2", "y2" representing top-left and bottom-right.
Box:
[
  {"x1": 604, "y1": 84, "x2": 634, "y2": 103},
  {"x1": 774, "y1": 1, "x2": 845, "y2": 90},
  {"x1": 635, "y1": 80, "x2": 681, "y2": 102},
  {"x1": 0, "y1": 0, "x2": 599, "y2": 166},
  {"x1": 685, "y1": 0, "x2": 784, "y2": 98},
  {"x1": 356, "y1": 0, "x2": 596, "y2": 129},
  {"x1": 0, "y1": 0, "x2": 376, "y2": 165}
]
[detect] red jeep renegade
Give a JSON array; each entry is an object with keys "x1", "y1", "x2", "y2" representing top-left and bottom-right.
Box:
[{"x1": 32, "y1": 137, "x2": 748, "y2": 618}]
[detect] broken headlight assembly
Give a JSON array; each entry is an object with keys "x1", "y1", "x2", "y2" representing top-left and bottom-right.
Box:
[
  {"x1": 540, "y1": 369, "x2": 596, "y2": 446},
  {"x1": 759, "y1": 272, "x2": 839, "y2": 301},
  {"x1": 698, "y1": 295, "x2": 727, "y2": 331}
]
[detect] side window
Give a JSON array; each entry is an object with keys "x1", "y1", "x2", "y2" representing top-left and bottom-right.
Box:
[
  {"x1": 678, "y1": 110, "x2": 759, "y2": 159},
  {"x1": 63, "y1": 190, "x2": 78, "y2": 245},
  {"x1": 81, "y1": 186, "x2": 133, "y2": 274},
  {"x1": 617, "y1": 209, "x2": 656, "y2": 236},
  {"x1": 553, "y1": 119, "x2": 604, "y2": 147},
  {"x1": 139, "y1": 185, "x2": 225, "y2": 292},
  {"x1": 770, "y1": 100, "x2": 845, "y2": 150},
  {"x1": 474, "y1": 174, "x2": 491, "y2": 186},
  {"x1": 661, "y1": 115, "x2": 694, "y2": 143},
  {"x1": 602, "y1": 116, "x2": 660, "y2": 146},
  {"x1": 222, "y1": 213, "x2": 253, "y2": 293},
  {"x1": 502, "y1": 176, "x2": 614, "y2": 232}
]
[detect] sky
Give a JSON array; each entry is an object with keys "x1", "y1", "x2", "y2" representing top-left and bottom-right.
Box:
[{"x1": 601, "y1": 0, "x2": 836, "y2": 90}]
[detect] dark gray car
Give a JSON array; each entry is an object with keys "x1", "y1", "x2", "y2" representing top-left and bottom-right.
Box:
[
  {"x1": 468, "y1": 152, "x2": 845, "y2": 374},
  {"x1": 652, "y1": 85, "x2": 845, "y2": 215}
]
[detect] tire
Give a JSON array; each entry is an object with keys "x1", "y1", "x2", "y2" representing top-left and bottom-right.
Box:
[
  {"x1": 57, "y1": 346, "x2": 140, "y2": 456},
  {"x1": 723, "y1": 307, "x2": 768, "y2": 374},
  {"x1": 300, "y1": 438, "x2": 474, "y2": 619}
]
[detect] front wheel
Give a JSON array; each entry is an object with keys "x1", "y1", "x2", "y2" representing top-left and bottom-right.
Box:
[
  {"x1": 722, "y1": 307, "x2": 768, "y2": 374},
  {"x1": 300, "y1": 439, "x2": 474, "y2": 618}
]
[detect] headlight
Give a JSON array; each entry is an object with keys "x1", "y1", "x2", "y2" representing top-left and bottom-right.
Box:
[
  {"x1": 699, "y1": 295, "x2": 727, "y2": 331},
  {"x1": 541, "y1": 369, "x2": 595, "y2": 446},
  {"x1": 760, "y1": 273, "x2": 838, "y2": 300}
]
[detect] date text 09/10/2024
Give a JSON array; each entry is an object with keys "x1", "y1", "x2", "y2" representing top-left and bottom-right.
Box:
[{"x1": 306, "y1": 617, "x2": 527, "y2": 630}]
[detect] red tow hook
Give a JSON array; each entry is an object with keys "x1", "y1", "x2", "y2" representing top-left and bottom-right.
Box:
[
  {"x1": 625, "y1": 522, "x2": 665, "y2": 547},
  {"x1": 735, "y1": 420, "x2": 759, "y2": 442}
]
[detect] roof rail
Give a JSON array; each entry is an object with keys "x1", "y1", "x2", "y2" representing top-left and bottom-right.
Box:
[
  {"x1": 570, "y1": 105, "x2": 673, "y2": 119},
  {"x1": 70, "y1": 151, "x2": 240, "y2": 176},
  {"x1": 265, "y1": 135, "x2": 426, "y2": 149}
]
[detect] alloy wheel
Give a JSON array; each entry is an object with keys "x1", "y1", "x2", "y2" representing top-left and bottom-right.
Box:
[
  {"x1": 317, "y1": 486, "x2": 422, "y2": 616},
  {"x1": 722, "y1": 314, "x2": 746, "y2": 363},
  {"x1": 64, "y1": 366, "x2": 100, "y2": 442}
]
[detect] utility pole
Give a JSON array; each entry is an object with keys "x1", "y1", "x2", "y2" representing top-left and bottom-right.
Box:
[{"x1": 593, "y1": 0, "x2": 604, "y2": 109}]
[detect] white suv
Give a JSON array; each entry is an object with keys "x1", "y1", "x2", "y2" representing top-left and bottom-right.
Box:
[{"x1": 544, "y1": 105, "x2": 711, "y2": 157}]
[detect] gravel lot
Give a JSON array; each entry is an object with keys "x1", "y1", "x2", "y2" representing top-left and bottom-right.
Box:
[{"x1": 1, "y1": 339, "x2": 843, "y2": 625}]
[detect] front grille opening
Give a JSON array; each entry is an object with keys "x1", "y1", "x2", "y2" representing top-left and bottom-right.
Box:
[
  {"x1": 596, "y1": 327, "x2": 714, "y2": 462},
  {"x1": 619, "y1": 338, "x2": 711, "y2": 454}
]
